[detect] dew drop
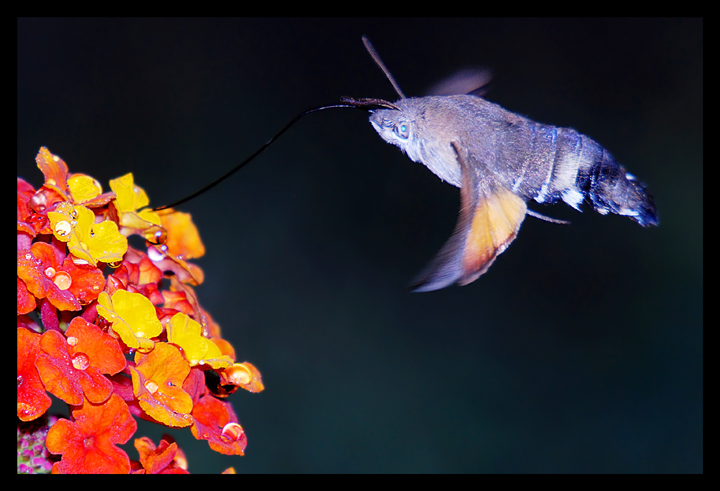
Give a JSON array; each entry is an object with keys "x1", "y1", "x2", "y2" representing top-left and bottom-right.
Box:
[
  {"x1": 44, "y1": 266, "x2": 56, "y2": 278},
  {"x1": 53, "y1": 271, "x2": 72, "y2": 290},
  {"x1": 17, "y1": 375, "x2": 23, "y2": 387},
  {"x1": 52, "y1": 156, "x2": 59, "y2": 162},
  {"x1": 226, "y1": 365, "x2": 251, "y2": 386},
  {"x1": 67, "y1": 336, "x2": 78, "y2": 347},
  {"x1": 144, "y1": 380, "x2": 159, "y2": 394},
  {"x1": 54, "y1": 220, "x2": 72, "y2": 237},
  {"x1": 71, "y1": 352, "x2": 90, "y2": 371},
  {"x1": 220, "y1": 422, "x2": 245, "y2": 443},
  {"x1": 147, "y1": 247, "x2": 165, "y2": 262},
  {"x1": 30, "y1": 193, "x2": 47, "y2": 211},
  {"x1": 24, "y1": 253, "x2": 33, "y2": 260},
  {"x1": 145, "y1": 227, "x2": 167, "y2": 245}
]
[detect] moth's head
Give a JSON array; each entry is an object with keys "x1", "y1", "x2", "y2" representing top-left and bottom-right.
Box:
[{"x1": 368, "y1": 98, "x2": 425, "y2": 153}]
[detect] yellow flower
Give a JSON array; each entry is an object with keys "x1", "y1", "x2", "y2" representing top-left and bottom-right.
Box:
[
  {"x1": 97, "y1": 290, "x2": 163, "y2": 352},
  {"x1": 67, "y1": 174, "x2": 103, "y2": 203},
  {"x1": 167, "y1": 313, "x2": 233, "y2": 368},
  {"x1": 109, "y1": 173, "x2": 163, "y2": 240},
  {"x1": 47, "y1": 203, "x2": 127, "y2": 266}
]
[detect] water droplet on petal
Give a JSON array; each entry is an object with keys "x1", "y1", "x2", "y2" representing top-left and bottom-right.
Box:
[
  {"x1": 144, "y1": 380, "x2": 159, "y2": 394},
  {"x1": 53, "y1": 271, "x2": 72, "y2": 290},
  {"x1": 67, "y1": 336, "x2": 78, "y2": 346},
  {"x1": 147, "y1": 246, "x2": 165, "y2": 262},
  {"x1": 71, "y1": 352, "x2": 90, "y2": 371},
  {"x1": 220, "y1": 422, "x2": 245, "y2": 443},
  {"x1": 24, "y1": 253, "x2": 33, "y2": 260},
  {"x1": 54, "y1": 220, "x2": 72, "y2": 237},
  {"x1": 44, "y1": 267, "x2": 56, "y2": 278},
  {"x1": 145, "y1": 226, "x2": 167, "y2": 245},
  {"x1": 30, "y1": 193, "x2": 47, "y2": 212},
  {"x1": 225, "y1": 365, "x2": 252, "y2": 386},
  {"x1": 17, "y1": 375, "x2": 24, "y2": 387}
]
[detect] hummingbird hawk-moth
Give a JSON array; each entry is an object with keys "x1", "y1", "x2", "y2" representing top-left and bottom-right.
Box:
[{"x1": 356, "y1": 37, "x2": 658, "y2": 292}]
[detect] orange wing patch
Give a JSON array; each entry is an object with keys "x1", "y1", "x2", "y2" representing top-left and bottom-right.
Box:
[
  {"x1": 410, "y1": 142, "x2": 528, "y2": 292},
  {"x1": 460, "y1": 187, "x2": 526, "y2": 285}
]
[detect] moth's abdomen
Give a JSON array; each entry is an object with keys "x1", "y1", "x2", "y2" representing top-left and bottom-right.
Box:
[{"x1": 508, "y1": 124, "x2": 658, "y2": 227}]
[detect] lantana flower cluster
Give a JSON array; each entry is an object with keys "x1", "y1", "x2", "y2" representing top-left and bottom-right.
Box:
[{"x1": 18, "y1": 147, "x2": 263, "y2": 474}]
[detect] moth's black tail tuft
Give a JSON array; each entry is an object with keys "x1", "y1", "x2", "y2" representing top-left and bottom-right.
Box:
[{"x1": 584, "y1": 151, "x2": 659, "y2": 227}]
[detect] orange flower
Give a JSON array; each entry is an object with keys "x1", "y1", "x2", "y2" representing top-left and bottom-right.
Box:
[
  {"x1": 191, "y1": 394, "x2": 247, "y2": 456},
  {"x1": 130, "y1": 342, "x2": 194, "y2": 428},
  {"x1": 17, "y1": 243, "x2": 81, "y2": 312},
  {"x1": 17, "y1": 328, "x2": 52, "y2": 421},
  {"x1": 35, "y1": 147, "x2": 70, "y2": 201},
  {"x1": 45, "y1": 393, "x2": 137, "y2": 474},
  {"x1": 60, "y1": 257, "x2": 106, "y2": 306},
  {"x1": 220, "y1": 362, "x2": 265, "y2": 393},
  {"x1": 36, "y1": 328, "x2": 115, "y2": 405},
  {"x1": 158, "y1": 209, "x2": 205, "y2": 260},
  {"x1": 133, "y1": 436, "x2": 189, "y2": 474}
]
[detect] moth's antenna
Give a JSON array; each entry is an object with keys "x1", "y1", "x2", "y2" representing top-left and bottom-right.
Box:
[
  {"x1": 153, "y1": 103, "x2": 358, "y2": 211},
  {"x1": 362, "y1": 36, "x2": 406, "y2": 99}
]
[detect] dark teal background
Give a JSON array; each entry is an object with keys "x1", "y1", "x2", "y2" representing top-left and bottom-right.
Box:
[{"x1": 18, "y1": 18, "x2": 702, "y2": 473}]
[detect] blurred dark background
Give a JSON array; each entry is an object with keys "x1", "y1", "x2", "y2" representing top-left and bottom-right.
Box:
[{"x1": 17, "y1": 18, "x2": 702, "y2": 473}]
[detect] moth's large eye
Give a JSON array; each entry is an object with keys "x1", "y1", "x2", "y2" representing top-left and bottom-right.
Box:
[{"x1": 394, "y1": 123, "x2": 410, "y2": 139}]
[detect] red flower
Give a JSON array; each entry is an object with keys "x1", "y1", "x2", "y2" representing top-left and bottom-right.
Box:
[
  {"x1": 17, "y1": 328, "x2": 52, "y2": 421},
  {"x1": 45, "y1": 393, "x2": 137, "y2": 474}
]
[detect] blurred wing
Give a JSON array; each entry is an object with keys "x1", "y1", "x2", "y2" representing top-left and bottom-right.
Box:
[
  {"x1": 426, "y1": 68, "x2": 493, "y2": 97},
  {"x1": 410, "y1": 142, "x2": 527, "y2": 292}
]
